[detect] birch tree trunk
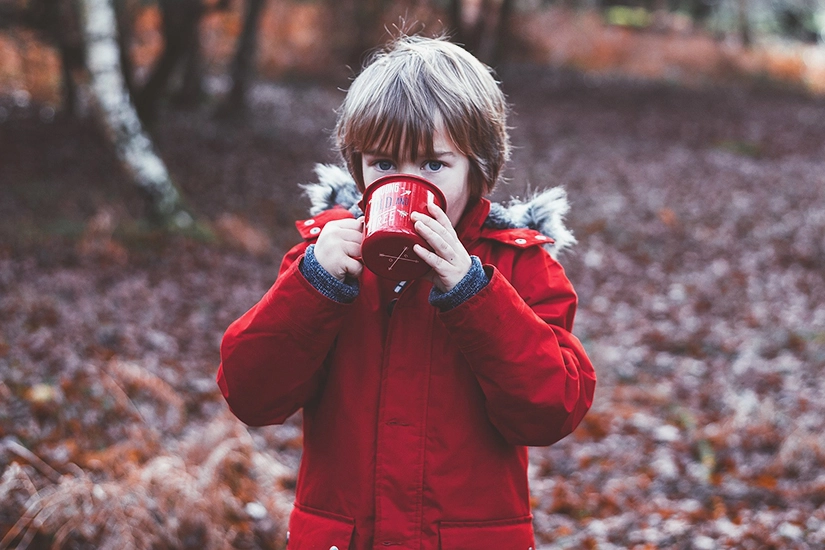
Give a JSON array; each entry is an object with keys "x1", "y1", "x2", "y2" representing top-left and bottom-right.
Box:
[{"x1": 77, "y1": 0, "x2": 193, "y2": 228}]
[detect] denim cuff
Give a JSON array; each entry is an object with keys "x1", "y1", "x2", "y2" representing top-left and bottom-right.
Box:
[
  {"x1": 299, "y1": 244, "x2": 359, "y2": 303},
  {"x1": 429, "y1": 256, "x2": 488, "y2": 311}
]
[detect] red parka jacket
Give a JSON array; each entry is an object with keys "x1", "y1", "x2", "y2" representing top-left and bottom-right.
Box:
[{"x1": 218, "y1": 196, "x2": 596, "y2": 550}]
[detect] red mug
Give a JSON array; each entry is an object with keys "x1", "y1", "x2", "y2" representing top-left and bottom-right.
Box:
[{"x1": 360, "y1": 174, "x2": 447, "y2": 281}]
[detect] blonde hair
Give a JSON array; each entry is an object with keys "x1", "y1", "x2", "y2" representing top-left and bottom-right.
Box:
[{"x1": 335, "y1": 35, "x2": 510, "y2": 201}]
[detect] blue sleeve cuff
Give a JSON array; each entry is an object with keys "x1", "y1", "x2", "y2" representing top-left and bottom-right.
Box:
[
  {"x1": 299, "y1": 244, "x2": 359, "y2": 303},
  {"x1": 429, "y1": 256, "x2": 489, "y2": 311}
]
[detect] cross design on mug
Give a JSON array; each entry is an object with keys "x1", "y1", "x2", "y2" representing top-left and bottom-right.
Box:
[{"x1": 379, "y1": 246, "x2": 420, "y2": 271}]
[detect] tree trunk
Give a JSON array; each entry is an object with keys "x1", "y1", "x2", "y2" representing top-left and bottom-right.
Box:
[
  {"x1": 58, "y1": 46, "x2": 79, "y2": 117},
  {"x1": 476, "y1": 0, "x2": 514, "y2": 66},
  {"x1": 448, "y1": 0, "x2": 465, "y2": 45},
  {"x1": 324, "y1": 0, "x2": 386, "y2": 71},
  {"x1": 173, "y1": 21, "x2": 205, "y2": 108},
  {"x1": 351, "y1": 0, "x2": 385, "y2": 68},
  {"x1": 76, "y1": 0, "x2": 193, "y2": 228},
  {"x1": 135, "y1": 0, "x2": 204, "y2": 124},
  {"x1": 52, "y1": 0, "x2": 85, "y2": 117},
  {"x1": 220, "y1": 0, "x2": 267, "y2": 116},
  {"x1": 113, "y1": 0, "x2": 136, "y2": 98},
  {"x1": 736, "y1": 0, "x2": 751, "y2": 47}
]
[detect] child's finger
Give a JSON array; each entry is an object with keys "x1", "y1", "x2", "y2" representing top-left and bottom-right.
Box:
[
  {"x1": 412, "y1": 243, "x2": 445, "y2": 270},
  {"x1": 333, "y1": 225, "x2": 364, "y2": 242},
  {"x1": 411, "y1": 211, "x2": 453, "y2": 245},
  {"x1": 413, "y1": 244, "x2": 469, "y2": 292},
  {"x1": 342, "y1": 256, "x2": 363, "y2": 278},
  {"x1": 338, "y1": 217, "x2": 365, "y2": 229},
  {"x1": 426, "y1": 202, "x2": 457, "y2": 236},
  {"x1": 341, "y1": 240, "x2": 362, "y2": 259},
  {"x1": 329, "y1": 218, "x2": 365, "y2": 236},
  {"x1": 414, "y1": 219, "x2": 455, "y2": 262}
]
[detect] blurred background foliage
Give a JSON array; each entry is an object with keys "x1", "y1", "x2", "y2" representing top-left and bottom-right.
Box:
[
  {"x1": 1, "y1": 0, "x2": 825, "y2": 117},
  {"x1": 3, "y1": 0, "x2": 823, "y2": 224}
]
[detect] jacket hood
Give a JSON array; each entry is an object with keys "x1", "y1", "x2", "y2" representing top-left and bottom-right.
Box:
[{"x1": 301, "y1": 164, "x2": 576, "y2": 258}]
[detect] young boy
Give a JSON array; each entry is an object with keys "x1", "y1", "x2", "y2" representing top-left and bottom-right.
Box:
[{"x1": 217, "y1": 35, "x2": 596, "y2": 549}]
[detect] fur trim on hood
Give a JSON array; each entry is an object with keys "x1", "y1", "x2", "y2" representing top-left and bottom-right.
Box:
[{"x1": 301, "y1": 164, "x2": 576, "y2": 258}]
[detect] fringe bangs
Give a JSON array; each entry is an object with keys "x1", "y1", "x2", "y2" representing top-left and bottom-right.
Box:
[{"x1": 346, "y1": 68, "x2": 440, "y2": 164}]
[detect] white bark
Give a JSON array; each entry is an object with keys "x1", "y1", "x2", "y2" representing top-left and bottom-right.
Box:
[{"x1": 77, "y1": 0, "x2": 193, "y2": 228}]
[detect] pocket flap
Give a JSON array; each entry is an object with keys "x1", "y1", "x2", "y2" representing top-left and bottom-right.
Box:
[
  {"x1": 287, "y1": 504, "x2": 355, "y2": 550},
  {"x1": 440, "y1": 516, "x2": 534, "y2": 549}
]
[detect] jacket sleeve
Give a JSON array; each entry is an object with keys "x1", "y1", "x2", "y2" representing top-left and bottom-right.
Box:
[
  {"x1": 216, "y1": 243, "x2": 352, "y2": 426},
  {"x1": 437, "y1": 245, "x2": 596, "y2": 446}
]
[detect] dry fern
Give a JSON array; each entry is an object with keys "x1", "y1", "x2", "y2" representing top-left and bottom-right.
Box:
[
  {"x1": 104, "y1": 359, "x2": 187, "y2": 434},
  {"x1": 1, "y1": 412, "x2": 293, "y2": 550}
]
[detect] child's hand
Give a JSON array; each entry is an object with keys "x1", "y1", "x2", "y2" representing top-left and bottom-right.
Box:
[
  {"x1": 313, "y1": 217, "x2": 364, "y2": 282},
  {"x1": 412, "y1": 203, "x2": 472, "y2": 293}
]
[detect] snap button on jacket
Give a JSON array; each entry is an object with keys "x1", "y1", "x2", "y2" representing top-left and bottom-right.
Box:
[{"x1": 218, "y1": 198, "x2": 596, "y2": 549}]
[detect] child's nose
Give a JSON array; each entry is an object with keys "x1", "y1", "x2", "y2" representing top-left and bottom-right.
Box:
[{"x1": 396, "y1": 162, "x2": 423, "y2": 177}]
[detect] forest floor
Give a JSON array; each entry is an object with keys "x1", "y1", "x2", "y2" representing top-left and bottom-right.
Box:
[{"x1": 1, "y1": 67, "x2": 825, "y2": 549}]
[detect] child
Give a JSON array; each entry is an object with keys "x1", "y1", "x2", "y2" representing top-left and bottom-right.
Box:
[{"x1": 217, "y1": 35, "x2": 596, "y2": 549}]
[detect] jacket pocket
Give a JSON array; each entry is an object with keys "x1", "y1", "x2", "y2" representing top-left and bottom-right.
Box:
[
  {"x1": 439, "y1": 516, "x2": 535, "y2": 550},
  {"x1": 287, "y1": 504, "x2": 355, "y2": 550}
]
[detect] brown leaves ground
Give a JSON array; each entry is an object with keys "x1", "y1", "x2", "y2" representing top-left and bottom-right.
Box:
[{"x1": 2, "y1": 69, "x2": 825, "y2": 548}]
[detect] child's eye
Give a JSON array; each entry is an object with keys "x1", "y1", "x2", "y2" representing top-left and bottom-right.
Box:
[
  {"x1": 375, "y1": 160, "x2": 394, "y2": 171},
  {"x1": 424, "y1": 160, "x2": 444, "y2": 172}
]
